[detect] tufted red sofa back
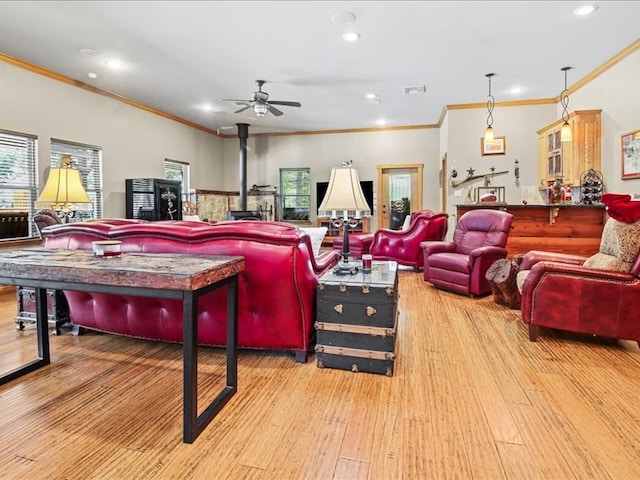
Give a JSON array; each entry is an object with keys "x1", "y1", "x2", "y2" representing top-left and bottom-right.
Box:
[{"x1": 42, "y1": 219, "x2": 339, "y2": 362}]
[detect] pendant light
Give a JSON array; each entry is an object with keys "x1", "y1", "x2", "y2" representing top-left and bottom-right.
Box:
[
  {"x1": 484, "y1": 73, "x2": 496, "y2": 143},
  {"x1": 560, "y1": 66, "x2": 573, "y2": 142}
]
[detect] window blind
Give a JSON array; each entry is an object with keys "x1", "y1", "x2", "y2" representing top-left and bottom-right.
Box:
[{"x1": 0, "y1": 129, "x2": 38, "y2": 239}]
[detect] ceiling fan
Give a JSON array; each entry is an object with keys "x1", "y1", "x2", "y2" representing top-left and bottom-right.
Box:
[{"x1": 221, "y1": 80, "x2": 301, "y2": 117}]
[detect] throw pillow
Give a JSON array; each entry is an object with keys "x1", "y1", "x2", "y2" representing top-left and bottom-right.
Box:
[
  {"x1": 583, "y1": 253, "x2": 630, "y2": 273},
  {"x1": 581, "y1": 217, "x2": 640, "y2": 273},
  {"x1": 401, "y1": 214, "x2": 412, "y2": 231},
  {"x1": 598, "y1": 217, "x2": 640, "y2": 264},
  {"x1": 300, "y1": 227, "x2": 327, "y2": 257}
]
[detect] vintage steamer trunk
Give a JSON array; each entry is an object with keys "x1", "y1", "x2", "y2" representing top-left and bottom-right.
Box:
[
  {"x1": 315, "y1": 261, "x2": 399, "y2": 376},
  {"x1": 15, "y1": 287, "x2": 70, "y2": 335}
]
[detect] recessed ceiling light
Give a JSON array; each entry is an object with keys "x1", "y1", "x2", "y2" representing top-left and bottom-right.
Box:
[
  {"x1": 573, "y1": 4, "x2": 598, "y2": 16},
  {"x1": 104, "y1": 59, "x2": 124, "y2": 69},
  {"x1": 80, "y1": 48, "x2": 102, "y2": 56},
  {"x1": 88, "y1": 72, "x2": 98, "y2": 79},
  {"x1": 331, "y1": 11, "x2": 356, "y2": 25},
  {"x1": 509, "y1": 86, "x2": 524, "y2": 95},
  {"x1": 342, "y1": 32, "x2": 360, "y2": 42},
  {"x1": 365, "y1": 93, "x2": 377, "y2": 99},
  {"x1": 376, "y1": 119, "x2": 387, "y2": 126}
]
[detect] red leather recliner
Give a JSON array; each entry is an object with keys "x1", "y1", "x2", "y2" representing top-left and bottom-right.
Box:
[
  {"x1": 369, "y1": 210, "x2": 449, "y2": 270},
  {"x1": 421, "y1": 209, "x2": 513, "y2": 296},
  {"x1": 41, "y1": 219, "x2": 339, "y2": 362}
]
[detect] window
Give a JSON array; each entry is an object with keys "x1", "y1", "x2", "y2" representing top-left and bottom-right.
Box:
[
  {"x1": 50, "y1": 139, "x2": 103, "y2": 221},
  {"x1": 280, "y1": 168, "x2": 310, "y2": 222},
  {"x1": 165, "y1": 159, "x2": 190, "y2": 200},
  {"x1": 0, "y1": 129, "x2": 38, "y2": 240}
]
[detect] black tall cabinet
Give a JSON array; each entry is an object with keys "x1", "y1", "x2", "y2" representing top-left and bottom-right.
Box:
[{"x1": 125, "y1": 178, "x2": 182, "y2": 221}]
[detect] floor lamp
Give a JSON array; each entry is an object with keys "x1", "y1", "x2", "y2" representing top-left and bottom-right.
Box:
[{"x1": 318, "y1": 164, "x2": 371, "y2": 275}]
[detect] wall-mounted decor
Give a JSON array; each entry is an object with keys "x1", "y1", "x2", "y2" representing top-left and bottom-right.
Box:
[
  {"x1": 621, "y1": 129, "x2": 640, "y2": 179},
  {"x1": 481, "y1": 136, "x2": 506, "y2": 156}
]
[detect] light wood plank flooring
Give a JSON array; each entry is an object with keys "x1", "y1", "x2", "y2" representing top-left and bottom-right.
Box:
[{"x1": 1, "y1": 272, "x2": 640, "y2": 479}]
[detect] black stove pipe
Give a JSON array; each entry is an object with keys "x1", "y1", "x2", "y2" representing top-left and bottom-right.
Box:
[{"x1": 236, "y1": 123, "x2": 250, "y2": 211}]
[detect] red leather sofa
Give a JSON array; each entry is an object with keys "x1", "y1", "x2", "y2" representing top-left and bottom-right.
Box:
[{"x1": 41, "y1": 219, "x2": 340, "y2": 362}]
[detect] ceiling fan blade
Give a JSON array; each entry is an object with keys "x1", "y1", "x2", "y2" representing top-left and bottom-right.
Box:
[
  {"x1": 221, "y1": 98, "x2": 251, "y2": 103},
  {"x1": 268, "y1": 105, "x2": 284, "y2": 116},
  {"x1": 234, "y1": 105, "x2": 252, "y2": 114},
  {"x1": 268, "y1": 101, "x2": 301, "y2": 107}
]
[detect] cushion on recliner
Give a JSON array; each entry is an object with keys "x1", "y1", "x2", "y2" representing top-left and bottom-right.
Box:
[{"x1": 583, "y1": 217, "x2": 640, "y2": 272}]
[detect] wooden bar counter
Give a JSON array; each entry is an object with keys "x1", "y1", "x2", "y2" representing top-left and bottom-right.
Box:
[{"x1": 456, "y1": 203, "x2": 607, "y2": 258}]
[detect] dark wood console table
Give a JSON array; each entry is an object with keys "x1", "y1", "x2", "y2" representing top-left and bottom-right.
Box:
[{"x1": 0, "y1": 248, "x2": 245, "y2": 444}]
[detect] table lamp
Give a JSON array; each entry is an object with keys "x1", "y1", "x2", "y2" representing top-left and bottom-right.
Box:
[
  {"x1": 318, "y1": 164, "x2": 371, "y2": 274},
  {"x1": 36, "y1": 154, "x2": 91, "y2": 222}
]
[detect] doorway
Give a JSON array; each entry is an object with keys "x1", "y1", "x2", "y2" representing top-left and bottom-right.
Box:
[
  {"x1": 440, "y1": 153, "x2": 447, "y2": 212},
  {"x1": 376, "y1": 164, "x2": 423, "y2": 230}
]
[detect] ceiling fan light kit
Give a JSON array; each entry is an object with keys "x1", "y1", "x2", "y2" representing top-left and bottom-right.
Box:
[{"x1": 253, "y1": 103, "x2": 268, "y2": 117}]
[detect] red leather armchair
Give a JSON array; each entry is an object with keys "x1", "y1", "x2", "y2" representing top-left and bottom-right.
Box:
[
  {"x1": 421, "y1": 209, "x2": 513, "y2": 296},
  {"x1": 369, "y1": 210, "x2": 449, "y2": 270},
  {"x1": 520, "y1": 217, "x2": 640, "y2": 345}
]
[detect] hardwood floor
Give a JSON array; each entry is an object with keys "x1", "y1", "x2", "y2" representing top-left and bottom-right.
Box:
[{"x1": 1, "y1": 272, "x2": 640, "y2": 479}]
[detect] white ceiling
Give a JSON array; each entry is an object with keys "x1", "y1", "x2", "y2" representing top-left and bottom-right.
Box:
[{"x1": 1, "y1": 1, "x2": 639, "y2": 135}]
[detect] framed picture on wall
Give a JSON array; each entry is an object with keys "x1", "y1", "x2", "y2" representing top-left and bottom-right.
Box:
[
  {"x1": 481, "y1": 136, "x2": 506, "y2": 156},
  {"x1": 622, "y1": 129, "x2": 640, "y2": 179}
]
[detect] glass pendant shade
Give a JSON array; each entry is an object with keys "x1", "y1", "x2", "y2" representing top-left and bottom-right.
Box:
[
  {"x1": 561, "y1": 121, "x2": 572, "y2": 142},
  {"x1": 484, "y1": 126, "x2": 494, "y2": 143}
]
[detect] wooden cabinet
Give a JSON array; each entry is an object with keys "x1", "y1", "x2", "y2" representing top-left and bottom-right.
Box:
[
  {"x1": 537, "y1": 110, "x2": 601, "y2": 189},
  {"x1": 317, "y1": 217, "x2": 370, "y2": 246}
]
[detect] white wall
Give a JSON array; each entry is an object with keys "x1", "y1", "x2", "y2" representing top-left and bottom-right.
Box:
[
  {"x1": 444, "y1": 103, "x2": 556, "y2": 218},
  {"x1": 0, "y1": 62, "x2": 224, "y2": 218},
  {"x1": 567, "y1": 48, "x2": 640, "y2": 195},
  {"x1": 222, "y1": 128, "x2": 441, "y2": 230},
  {"x1": 3, "y1": 45, "x2": 639, "y2": 225}
]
